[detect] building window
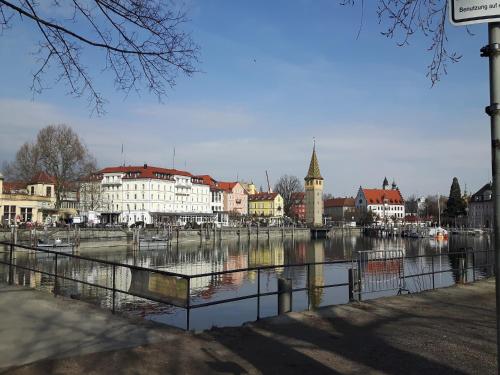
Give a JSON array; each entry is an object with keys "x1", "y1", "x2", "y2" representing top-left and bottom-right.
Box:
[
  {"x1": 46, "y1": 186, "x2": 52, "y2": 197},
  {"x1": 30, "y1": 186, "x2": 34, "y2": 195}
]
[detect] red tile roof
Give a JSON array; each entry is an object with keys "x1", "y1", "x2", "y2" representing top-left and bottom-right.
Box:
[
  {"x1": 362, "y1": 189, "x2": 404, "y2": 205},
  {"x1": 97, "y1": 165, "x2": 193, "y2": 180},
  {"x1": 30, "y1": 172, "x2": 55, "y2": 184},
  {"x1": 218, "y1": 182, "x2": 238, "y2": 192},
  {"x1": 3, "y1": 181, "x2": 27, "y2": 194},
  {"x1": 324, "y1": 197, "x2": 355, "y2": 208},
  {"x1": 248, "y1": 192, "x2": 279, "y2": 201}
]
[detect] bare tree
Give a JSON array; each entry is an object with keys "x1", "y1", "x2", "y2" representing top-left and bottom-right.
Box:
[
  {"x1": 341, "y1": 1, "x2": 462, "y2": 85},
  {"x1": 323, "y1": 193, "x2": 334, "y2": 201},
  {"x1": 36, "y1": 125, "x2": 96, "y2": 207},
  {"x1": 2, "y1": 142, "x2": 41, "y2": 181},
  {"x1": 6, "y1": 124, "x2": 96, "y2": 208},
  {"x1": 79, "y1": 179, "x2": 103, "y2": 212},
  {"x1": 274, "y1": 174, "x2": 303, "y2": 217},
  {"x1": 0, "y1": 1, "x2": 199, "y2": 115}
]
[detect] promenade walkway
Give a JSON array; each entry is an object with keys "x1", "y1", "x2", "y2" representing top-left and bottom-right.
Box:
[{"x1": 1, "y1": 279, "x2": 496, "y2": 374}]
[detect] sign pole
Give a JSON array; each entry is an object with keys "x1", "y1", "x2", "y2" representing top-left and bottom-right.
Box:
[{"x1": 482, "y1": 21, "x2": 500, "y2": 369}]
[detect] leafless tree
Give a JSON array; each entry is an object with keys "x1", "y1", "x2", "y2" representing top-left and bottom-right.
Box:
[
  {"x1": 341, "y1": 0, "x2": 463, "y2": 85},
  {"x1": 0, "y1": 1, "x2": 199, "y2": 115},
  {"x1": 5, "y1": 124, "x2": 96, "y2": 208},
  {"x1": 323, "y1": 193, "x2": 334, "y2": 201},
  {"x1": 79, "y1": 179, "x2": 103, "y2": 212},
  {"x1": 274, "y1": 174, "x2": 303, "y2": 217},
  {"x1": 36, "y1": 124, "x2": 96, "y2": 207},
  {"x1": 2, "y1": 142, "x2": 41, "y2": 181}
]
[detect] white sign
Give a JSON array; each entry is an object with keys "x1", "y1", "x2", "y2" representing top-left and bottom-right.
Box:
[
  {"x1": 73, "y1": 216, "x2": 82, "y2": 224},
  {"x1": 450, "y1": 0, "x2": 500, "y2": 25}
]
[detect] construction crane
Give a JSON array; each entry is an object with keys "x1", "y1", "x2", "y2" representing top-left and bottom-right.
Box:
[{"x1": 265, "y1": 170, "x2": 272, "y2": 193}]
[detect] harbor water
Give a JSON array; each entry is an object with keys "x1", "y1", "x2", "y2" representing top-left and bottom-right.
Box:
[{"x1": 0, "y1": 233, "x2": 493, "y2": 330}]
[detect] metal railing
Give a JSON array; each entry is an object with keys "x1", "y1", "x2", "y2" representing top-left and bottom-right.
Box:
[{"x1": 0, "y1": 241, "x2": 494, "y2": 330}]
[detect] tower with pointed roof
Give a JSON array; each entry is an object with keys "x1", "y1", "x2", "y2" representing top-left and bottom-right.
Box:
[
  {"x1": 383, "y1": 177, "x2": 389, "y2": 190},
  {"x1": 304, "y1": 142, "x2": 324, "y2": 227}
]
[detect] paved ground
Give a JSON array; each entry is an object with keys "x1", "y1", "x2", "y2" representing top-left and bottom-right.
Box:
[{"x1": 1, "y1": 279, "x2": 496, "y2": 374}]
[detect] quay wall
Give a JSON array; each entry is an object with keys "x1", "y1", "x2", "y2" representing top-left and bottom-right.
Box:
[{"x1": 0, "y1": 227, "x2": 311, "y2": 245}]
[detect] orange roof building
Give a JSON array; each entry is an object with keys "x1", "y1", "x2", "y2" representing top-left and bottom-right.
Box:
[{"x1": 355, "y1": 178, "x2": 405, "y2": 223}]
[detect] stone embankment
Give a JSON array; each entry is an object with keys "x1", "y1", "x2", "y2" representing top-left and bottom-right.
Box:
[
  {"x1": 0, "y1": 227, "x2": 311, "y2": 245},
  {"x1": 0, "y1": 278, "x2": 495, "y2": 374}
]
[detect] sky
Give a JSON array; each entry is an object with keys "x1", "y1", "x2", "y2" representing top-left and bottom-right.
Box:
[{"x1": 0, "y1": 1, "x2": 492, "y2": 198}]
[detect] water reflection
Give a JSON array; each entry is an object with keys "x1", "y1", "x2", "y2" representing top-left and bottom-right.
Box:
[{"x1": 0, "y1": 233, "x2": 494, "y2": 330}]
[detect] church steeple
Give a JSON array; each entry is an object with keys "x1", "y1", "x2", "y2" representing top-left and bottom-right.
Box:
[{"x1": 305, "y1": 141, "x2": 323, "y2": 180}]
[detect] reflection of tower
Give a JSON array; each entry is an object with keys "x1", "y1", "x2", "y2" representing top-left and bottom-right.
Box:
[
  {"x1": 304, "y1": 142, "x2": 324, "y2": 227},
  {"x1": 307, "y1": 240, "x2": 325, "y2": 309}
]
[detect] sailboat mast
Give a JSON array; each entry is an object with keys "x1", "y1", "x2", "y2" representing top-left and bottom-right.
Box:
[{"x1": 437, "y1": 193, "x2": 441, "y2": 227}]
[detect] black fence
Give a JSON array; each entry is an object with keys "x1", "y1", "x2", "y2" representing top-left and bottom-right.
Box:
[{"x1": 0, "y1": 241, "x2": 494, "y2": 330}]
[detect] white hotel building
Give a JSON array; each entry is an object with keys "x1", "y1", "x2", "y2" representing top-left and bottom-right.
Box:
[{"x1": 80, "y1": 165, "x2": 213, "y2": 226}]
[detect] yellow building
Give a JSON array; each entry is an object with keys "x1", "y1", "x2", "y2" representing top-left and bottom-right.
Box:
[
  {"x1": 248, "y1": 192, "x2": 284, "y2": 218},
  {"x1": 0, "y1": 173, "x2": 56, "y2": 226},
  {"x1": 240, "y1": 182, "x2": 257, "y2": 195}
]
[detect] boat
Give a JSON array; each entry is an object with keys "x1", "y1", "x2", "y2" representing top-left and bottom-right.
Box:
[
  {"x1": 429, "y1": 194, "x2": 448, "y2": 240},
  {"x1": 37, "y1": 238, "x2": 74, "y2": 251},
  {"x1": 428, "y1": 227, "x2": 448, "y2": 240}
]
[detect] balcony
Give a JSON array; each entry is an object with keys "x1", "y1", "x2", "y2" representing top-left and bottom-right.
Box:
[{"x1": 101, "y1": 179, "x2": 121, "y2": 186}]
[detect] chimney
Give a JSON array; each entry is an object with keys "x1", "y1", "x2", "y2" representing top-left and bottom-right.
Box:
[{"x1": 144, "y1": 163, "x2": 148, "y2": 169}]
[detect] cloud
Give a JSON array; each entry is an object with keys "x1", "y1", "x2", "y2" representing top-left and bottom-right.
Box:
[{"x1": 0, "y1": 97, "x2": 491, "y2": 197}]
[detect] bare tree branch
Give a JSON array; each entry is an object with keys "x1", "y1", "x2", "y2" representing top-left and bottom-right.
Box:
[
  {"x1": 341, "y1": 0, "x2": 462, "y2": 85},
  {"x1": 0, "y1": 0, "x2": 199, "y2": 114}
]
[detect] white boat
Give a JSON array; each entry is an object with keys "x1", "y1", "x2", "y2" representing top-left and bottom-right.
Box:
[{"x1": 37, "y1": 238, "x2": 74, "y2": 251}]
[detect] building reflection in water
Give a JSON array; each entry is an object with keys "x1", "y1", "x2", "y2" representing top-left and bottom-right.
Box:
[{"x1": 1, "y1": 233, "x2": 495, "y2": 325}]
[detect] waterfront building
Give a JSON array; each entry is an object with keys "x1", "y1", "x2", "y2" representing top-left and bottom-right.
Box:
[
  {"x1": 468, "y1": 182, "x2": 493, "y2": 228},
  {"x1": 324, "y1": 197, "x2": 355, "y2": 222},
  {"x1": 290, "y1": 192, "x2": 305, "y2": 221},
  {"x1": 0, "y1": 172, "x2": 56, "y2": 225},
  {"x1": 248, "y1": 192, "x2": 284, "y2": 219},
  {"x1": 218, "y1": 182, "x2": 248, "y2": 216},
  {"x1": 197, "y1": 175, "x2": 228, "y2": 226},
  {"x1": 80, "y1": 164, "x2": 213, "y2": 226},
  {"x1": 304, "y1": 144, "x2": 324, "y2": 227},
  {"x1": 355, "y1": 178, "x2": 405, "y2": 223}
]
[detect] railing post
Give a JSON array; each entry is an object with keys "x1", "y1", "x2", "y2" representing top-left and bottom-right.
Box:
[
  {"x1": 357, "y1": 258, "x2": 362, "y2": 302},
  {"x1": 54, "y1": 253, "x2": 58, "y2": 295},
  {"x1": 257, "y1": 268, "x2": 260, "y2": 320},
  {"x1": 459, "y1": 256, "x2": 466, "y2": 284},
  {"x1": 472, "y1": 250, "x2": 476, "y2": 282},
  {"x1": 8, "y1": 242, "x2": 14, "y2": 285},
  {"x1": 431, "y1": 254, "x2": 435, "y2": 290},
  {"x1": 112, "y1": 264, "x2": 116, "y2": 314},
  {"x1": 186, "y1": 278, "x2": 191, "y2": 331},
  {"x1": 306, "y1": 264, "x2": 311, "y2": 310},
  {"x1": 348, "y1": 268, "x2": 354, "y2": 301}
]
